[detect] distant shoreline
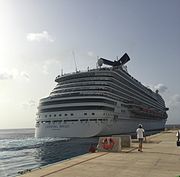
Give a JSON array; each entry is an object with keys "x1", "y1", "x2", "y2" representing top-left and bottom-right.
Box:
[
  {"x1": 0, "y1": 128, "x2": 34, "y2": 131},
  {"x1": 165, "y1": 124, "x2": 180, "y2": 129}
]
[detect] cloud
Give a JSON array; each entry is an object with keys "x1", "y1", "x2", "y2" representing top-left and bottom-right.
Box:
[
  {"x1": 0, "y1": 72, "x2": 13, "y2": 80},
  {"x1": 26, "y1": 31, "x2": 54, "y2": 42},
  {"x1": 171, "y1": 94, "x2": 180, "y2": 104},
  {"x1": 0, "y1": 69, "x2": 18, "y2": 80},
  {"x1": 22, "y1": 99, "x2": 36, "y2": 109},
  {"x1": 166, "y1": 94, "x2": 180, "y2": 110},
  {"x1": 28, "y1": 100, "x2": 36, "y2": 106},
  {"x1": 0, "y1": 69, "x2": 30, "y2": 81},
  {"x1": 87, "y1": 51, "x2": 94, "y2": 57},
  {"x1": 166, "y1": 94, "x2": 180, "y2": 124},
  {"x1": 42, "y1": 59, "x2": 61, "y2": 74},
  {"x1": 20, "y1": 71, "x2": 30, "y2": 81},
  {"x1": 154, "y1": 83, "x2": 168, "y2": 93}
]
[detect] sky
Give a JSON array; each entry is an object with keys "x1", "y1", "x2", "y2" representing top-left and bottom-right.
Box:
[{"x1": 0, "y1": 0, "x2": 180, "y2": 129}]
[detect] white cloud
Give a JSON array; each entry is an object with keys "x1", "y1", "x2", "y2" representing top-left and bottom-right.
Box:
[
  {"x1": 87, "y1": 51, "x2": 94, "y2": 57},
  {"x1": 20, "y1": 71, "x2": 30, "y2": 81},
  {"x1": 22, "y1": 99, "x2": 36, "y2": 110},
  {"x1": 165, "y1": 94, "x2": 180, "y2": 117},
  {"x1": 0, "y1": 69, "x2": 18, "y2": 80},
  {"x1": 0, "y1": 69, "x2": 30, "y2": 81},
  {"x1": 173, "y1": 95, "x2": 180, "y2": 102},
  {"x1": 26, "y1": 31, "x2": 54, "y2": 42},
  {"x1": 154, "y1": 83, "x2": 168, "y2": 93},
  {"x1": 166, "y1": 94, "x2": 180, "y2": 124},
  {"x1": 42, "y1": 59, "x2": 61, "y2": 74},
  {"x1": 0, "y1": 71, "x2": 13, "y2": 80},
  {"x1": 170, "y1": 94, "x2": 180, "y2": 105},
  {"x1": 28, "y1": 100, "x2": 36, "y2": 106}
]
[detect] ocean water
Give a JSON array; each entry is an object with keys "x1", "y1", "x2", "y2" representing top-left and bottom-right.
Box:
[{"x1": 0, "y1": 129, "x2": 98, "y2": 177}]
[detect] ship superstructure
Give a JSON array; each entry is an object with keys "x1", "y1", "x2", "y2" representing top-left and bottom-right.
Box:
[{"x1": 35, "y1": 53, "x2": 168, "y2": 138}]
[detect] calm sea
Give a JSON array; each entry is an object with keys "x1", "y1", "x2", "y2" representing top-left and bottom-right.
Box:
[{"x1": 0, "y1": 129, "x2": 98, "y2": 177}]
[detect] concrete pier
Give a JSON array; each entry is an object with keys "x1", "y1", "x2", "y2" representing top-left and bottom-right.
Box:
[{"x1": 20, "y1": 130, "x2": 180, "y2": 177}]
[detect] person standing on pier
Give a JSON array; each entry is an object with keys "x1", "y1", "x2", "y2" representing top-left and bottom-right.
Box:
[
  {"x1": 136, "y1": 124, "x2": 145, "y2": 152},
  {"x1": 176, "y1": 129, "x2": 180, "y2": 146},
  {"x1": 176, "y1": 130, "x2": 180, "y2": 137}
]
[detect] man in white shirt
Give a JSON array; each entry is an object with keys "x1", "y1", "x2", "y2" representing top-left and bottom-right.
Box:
[
  {"x1": 136, "y1": 124, "x2": 145, "y2": 152},
  {"x1": 176, "y1": 130, "x2": 180, "y2": 138},
  {"x1": 176, "y1": 130, "x2": 180, "y2": 146}
]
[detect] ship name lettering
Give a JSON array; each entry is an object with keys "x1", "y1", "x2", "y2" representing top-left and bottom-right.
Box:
[
  {"x1": 45, "y1": 125, "x2": 58, "y2": 128},
  {"x1": 59, "y1": 125, "x2": 70, "y2": 128}
]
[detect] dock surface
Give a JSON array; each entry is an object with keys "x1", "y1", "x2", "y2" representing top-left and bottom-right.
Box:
[{"x1": 20, "y1": 130, "x2": 180, "y2": 177}]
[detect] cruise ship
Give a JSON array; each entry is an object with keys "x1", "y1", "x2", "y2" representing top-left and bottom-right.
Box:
[{"x1": 35, "y1": 53, "x2": 168, "y2": 138}]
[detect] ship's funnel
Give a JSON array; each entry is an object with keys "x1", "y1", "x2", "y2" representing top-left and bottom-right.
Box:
[
  {"x1": 97, "y1": 53, "x2": 130, "y2": 67},
  {"x1": 119, "y1": 53, "x2": 130, "y2": 65},
  {"x1": 98, "y1": 58, "x2": 114, "y2": 66}
]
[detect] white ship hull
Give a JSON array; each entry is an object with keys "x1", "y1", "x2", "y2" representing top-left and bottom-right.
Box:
[{"x1": 35, "y1": 110, "x2": 166, "y2": 138}]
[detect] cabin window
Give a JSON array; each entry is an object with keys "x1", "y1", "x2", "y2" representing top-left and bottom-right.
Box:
[
  {"x1": 89, "y1": 119, "x2": 97, "y2": 121},
  {"x1": 80, "y1": 119, "x2": 88, "y2": 122},
  {"x1": 53, "y1": 120, "x2": 62, "y2": 123}
]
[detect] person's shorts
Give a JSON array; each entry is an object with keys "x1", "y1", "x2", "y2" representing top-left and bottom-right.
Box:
[{"x1": 138, "y1": 138, "x2": 143, "y2": 144}]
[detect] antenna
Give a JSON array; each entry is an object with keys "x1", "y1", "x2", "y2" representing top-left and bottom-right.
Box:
[
  {"x1": 96, "y1": 56, "x2": 99, "y2": 68},
  {"x1": 72, "y1": 51, "x2": 77, "y2": 72},
  {"x1": 61, "y1": 68, "x2": 63, "y2": 76}
]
